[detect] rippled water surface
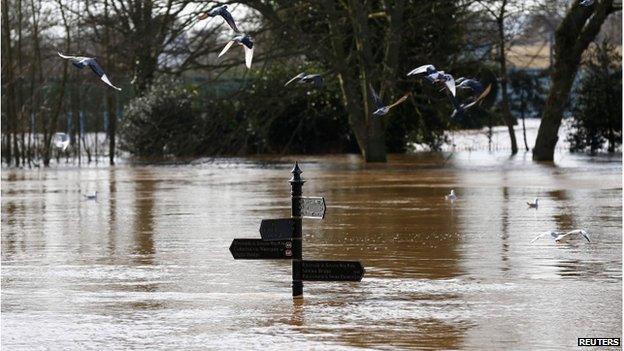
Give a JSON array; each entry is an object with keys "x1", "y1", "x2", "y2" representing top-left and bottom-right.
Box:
[{"x1": 2, "y1": 152, "x2": 622, "y2": 350}]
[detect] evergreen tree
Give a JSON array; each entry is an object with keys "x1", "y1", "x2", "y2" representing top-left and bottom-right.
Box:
[{"x1": 567, "y1": 40, "x2": 622, "y2": 154}]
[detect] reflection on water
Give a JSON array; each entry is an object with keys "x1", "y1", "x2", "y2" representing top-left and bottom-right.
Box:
[{"x1": 1, "y1": 151, "x2": 622, "y2": 350}]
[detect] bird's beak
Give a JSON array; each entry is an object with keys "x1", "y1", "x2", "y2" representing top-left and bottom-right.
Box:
[{"x1": 198, "y1": 13, "x2": 209, "y2": 20}]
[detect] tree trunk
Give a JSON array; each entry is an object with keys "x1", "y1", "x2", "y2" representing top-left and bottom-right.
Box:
[
  {"x1": 2, "y1": 0, "x2": 18, "y2": 166},
  {"x1": 497, "y1": 7, "x2": 518, "y2": 155},
  {"x1": 105, "y1": 0, "x2": 117, "y2": 165},
  {"x1": 325, "y1": 2, "x2": 387, "y2": 162},
  {"x1": 607, "y1": 128, "x2": 615, "y2": 153},
  {"x1": 521, "y1": 92, "x2": 529, "y2": 151},
  {"x1": 348, "y1": 0, "x2": 386, "y2": 162},
  {"x1": 17, "y1": 0, "x2": 26, "y2": 166},
  {"x1": 43, "y1": 0, "x2": 70, "y2": 167},
  {"x1": 534, "y1": 0, "x2": 616, "y2": 161}
]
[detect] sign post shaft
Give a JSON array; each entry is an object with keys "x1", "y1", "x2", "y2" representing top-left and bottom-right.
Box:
[{"x1": 290, "y1": 162, "x2": 305, "y2": 299}]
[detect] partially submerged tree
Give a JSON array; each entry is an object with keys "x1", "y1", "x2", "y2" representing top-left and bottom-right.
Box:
[
  {"x1": 472, "y1": 0, "x2": 532, "y2": 155},
  {"x1": 533, "y1": 0, "x2": 621, "y2": 161},
  {"x1": 240, "y1": 0, "x2": 466, "y2": 162}
]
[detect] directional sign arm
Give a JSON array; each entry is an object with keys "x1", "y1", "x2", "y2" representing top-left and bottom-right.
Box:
[
  {"x1": 296, "y1": 197, "x2": 326, "y2": 219},
  {"x1": 299, "y1": 260, "x2": 365, "y2": 281},
  {"x1": 259, "y1": 218, "x2": 294, "y2": 241},
  {"x1": 230, "y1": 239, "x2": 293, "y2": 259}
]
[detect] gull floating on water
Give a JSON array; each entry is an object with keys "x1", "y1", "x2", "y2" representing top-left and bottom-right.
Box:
[
  {"x1": 369, "y1": 84, "x2": 410, "y2": 116},
  {"x1": 531, "y1": 229, "x2": 591, "y2": 244},
  {"x1": 218, "y1": 34, "x2": 254, "y2": 69},
  {"x1": 445, "y1": 189, "x2": 457, "y2": 201},
  {"x1": 57, "y1": 52, "x2": 121, "y2": 90},
  {"x1": 284, "y1": 73, "x2": 324, "y2": 87},
  {"x1": 198, "y1": 5, "x2": 239, "y2": 32},
  {"x1": 527, "y1": 198, "x2": 539, "y2": 208},
  {"x1": 53, "y1": 132, "x2": 70, "y2": 151},
  {"x1": 83, "y1": 191, "x2": 98, "y2": 200}
]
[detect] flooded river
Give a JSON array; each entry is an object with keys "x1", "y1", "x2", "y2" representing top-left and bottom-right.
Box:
[{"x1": 2, "y1": 152, "x2": 621, "y2": 350}]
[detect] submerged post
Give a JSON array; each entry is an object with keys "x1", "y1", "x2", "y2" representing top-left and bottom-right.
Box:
[
  {"x1": 229, "y1": 162, "x2": 363, "y2": 298},
  {"x1": 290, "y1": 162, "x2": 305, "y2": 298}
]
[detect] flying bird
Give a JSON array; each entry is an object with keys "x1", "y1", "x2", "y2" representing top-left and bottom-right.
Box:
[
  {"x1": 555, "y1": 229, "x2": 591, "y2": 243},
  {"x1": 445, "y1": 189, "x2": 457, "y2": 201},
  {"x1": 369, "y1": 84, "x2": 410, "y2": 116},
  {"x1": 52, "y1": 132, "x2": 70, "y2": 151},
  {"x1": 527, "y1": 198, "x2": 539, "y2": 208},
  {"x1": 531, "y1": 229, "x2": 591, "y2": 244},
  {"x1": 284, "y1": 73, "x2": 324, "y2": 87},
  {"x1": 407, "y1": 64, "x2": 456, "y2": 96},
  {"x1": 407, "y1": 64, "x2": 438, "y2": 77},
  {"x1": 449, "y1": 84, "x2": 492, "y2": 119},
  {"x1": 198, "y1": 5, "x2": 239, "y2": 32},
  {"x1": 218, "y1": 34, "x2": 254, "y2": 69},
  {"x1": 579, "y1": 0, "x2": 595, "y2": 7},
  {"x1": 57, "y1": 52, "x2": 121, "y2": 90},
  {"x1": 433, "y1": 73, "x2": 456, "y2": 97},
  {"x1": 455, "y1": 77, "x2": 486, "y2": 97}
]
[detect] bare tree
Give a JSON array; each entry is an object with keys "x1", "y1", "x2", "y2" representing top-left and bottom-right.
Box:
[{"x1": 474, "y1": 0, "x2": 528, "y2": 155}]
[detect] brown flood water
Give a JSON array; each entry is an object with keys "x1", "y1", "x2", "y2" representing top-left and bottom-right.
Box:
[{"x1": 1, "y1": 152, "x2": 622, "y2": 350}]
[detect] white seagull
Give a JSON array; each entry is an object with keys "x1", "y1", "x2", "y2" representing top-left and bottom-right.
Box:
[
  {"x1": 53, "y1": 132, "x2": 70, "y2": 151},
  {"x1": 531, "y1": 229, "x2": 591, "y2": 244},
  {"x1": 445, "y1": 189, "x2": 457, "y2": 201},
  {"x1": 57, "y1": 52, "x2": 121, "y2": 90},
  {"x1": 527, "y1": 198, "x2": 539, "y2": 208},
  {"x1": 218, "y1": 34, "x2": 254, "y2": 69},
  {"x1": 407, "y1": 64, "x2": 456, "y2": 96},
  {"x1": 284, "y1": 72, "x2": 324, "y2": 87}
]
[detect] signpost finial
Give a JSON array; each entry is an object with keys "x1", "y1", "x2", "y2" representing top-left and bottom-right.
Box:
[{"x1": 290, "y1": 161, "x2": 304, "y2": 183}]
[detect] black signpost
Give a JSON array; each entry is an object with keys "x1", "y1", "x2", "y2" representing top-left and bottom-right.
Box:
[{"x1": 229, "y1": 162, "x2": 365, "y2": 298}]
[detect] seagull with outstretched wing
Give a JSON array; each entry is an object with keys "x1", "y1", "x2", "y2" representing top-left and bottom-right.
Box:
[
  {"x1": 58, "y1": 52, "x2": 121, "y2": 90},
  {"x1": 218, "y1": 34, "x2": 254, "y2": 69},
  {"x1": 436, "y1": 73, "x2": 456, "y2": 97},
  {"x1": 531, "y1": 229, "x2": 591, "y2": 243},
  {"x1": 531, "y1": 230, "x2": 560, "y2": 243},
  {"x1": 198, "y1": 5, "x2": 239, "y2": 32},
  {"x1": 369, "y1": 84, "x2": 410, "y2": 117},
  {"x1": 407, "y1": 64, "x2": 438, "y2": 77},
  {"x1": 455, "y1": 77, "x2": 486, "y2": 97},
  {"x1": 449, "y1": 84, "x2": 492, "y2": 119},
  {"x1": 285, "y1": 72, "x2": 324, "y2": 87},
  {"x1": 407, "y1": 64, "x2": 455, "y2": 94},
  {"x1": 555, "y1": 229, "x2": 591, "y2": 243}
]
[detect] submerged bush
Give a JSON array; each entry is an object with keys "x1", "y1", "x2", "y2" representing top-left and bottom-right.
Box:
[{"x1": 120, "y1": 76, "x2": 203, "y2": 157}]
